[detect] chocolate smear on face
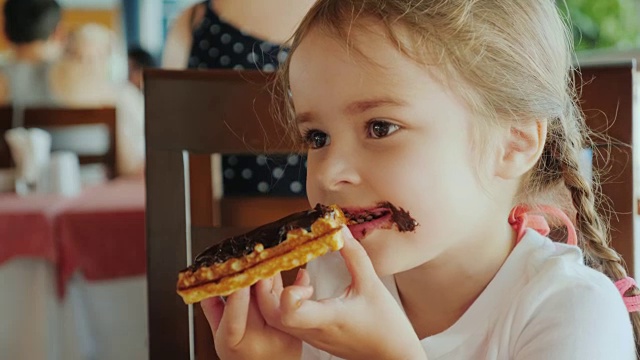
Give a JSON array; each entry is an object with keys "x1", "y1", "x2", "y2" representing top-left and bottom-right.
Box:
[{"x1": 377, "y1": 202, "x2": 418, "y2": 232}]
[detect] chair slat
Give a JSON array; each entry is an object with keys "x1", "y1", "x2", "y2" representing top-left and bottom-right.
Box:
[{"x1": 23, "y1": 107, "x2": 118, "y2": 178}]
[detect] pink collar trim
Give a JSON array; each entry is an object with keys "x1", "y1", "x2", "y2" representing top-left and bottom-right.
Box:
[{"x1": 509, "y1": 205, "x2": 638, "y2": 313}]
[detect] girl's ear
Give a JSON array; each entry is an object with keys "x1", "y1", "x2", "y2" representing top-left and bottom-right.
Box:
[{"x1": 495, "y1": 120, "x2": 547, "y2": 180}]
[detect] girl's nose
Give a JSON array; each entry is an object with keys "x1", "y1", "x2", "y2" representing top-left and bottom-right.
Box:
[{"x1": 309, "y1": 144, "x2": 361, "y2": 192}]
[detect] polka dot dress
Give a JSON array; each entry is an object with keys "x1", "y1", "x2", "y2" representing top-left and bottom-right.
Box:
[
  {"x1": 222, "y1": 154, "x2": 307, "y2": 196},
  {"x1": 188, "y1": 0, "x2": 306, "y2": 197}
]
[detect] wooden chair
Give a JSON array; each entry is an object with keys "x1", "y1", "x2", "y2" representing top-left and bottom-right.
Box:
[
  {"x1": 22, "y1": 107, "x2": 118, "y2": 178},
  {"x1": 0, "y1": 106, "x2": 12, "y2": 168},
  {"x1": 145, "y1": 69, "x2": 308, "y2": 360},
  {"x1": 576, "y1": 60, "x2": 638, "y2": 276},
  {"x1": 144, "y1": 62, "x2": 639, "y2": 360}
]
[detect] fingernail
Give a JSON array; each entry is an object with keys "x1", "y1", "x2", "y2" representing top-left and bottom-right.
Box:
[
  {"x1": 295, "y1": 269, "x2": 303, "y2": 282},
  {"x1": 292, "y1": 286, "x2": 313, "y2": 308},
  {"x1": 290, "y1": 290, "x2": 303, "y2": 308}
]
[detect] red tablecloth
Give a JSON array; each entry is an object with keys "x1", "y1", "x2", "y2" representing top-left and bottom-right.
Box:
[
  {"x1": 0, "y1": 194, "x2": 71, "y2": 265},
  {"x1": 56, "y1": 178, "x2": 146, "y2": 295}
]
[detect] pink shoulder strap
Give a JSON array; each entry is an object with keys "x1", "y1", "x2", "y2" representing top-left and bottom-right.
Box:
[{"x1": 509, "y1": 205, "x2": 639, "y2": 313}]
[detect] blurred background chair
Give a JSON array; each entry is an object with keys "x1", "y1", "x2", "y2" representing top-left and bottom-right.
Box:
[{"x1": 23, "y1": 107, "x2": 117, "y2": 180}]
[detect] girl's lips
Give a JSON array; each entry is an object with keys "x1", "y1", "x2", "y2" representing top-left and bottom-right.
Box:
[
  {"x1": 342, "y1": 206, "x2": 390, "y2": 217},
  {"x1": 346, "y1": 212, "x2": 394, "y2": 240},
  {"x1": 342, "y1": 206, "x2": 394, "y2": 241},
  {"x1": 341, "y1": 203, "x2": 418, "y2": 240}
]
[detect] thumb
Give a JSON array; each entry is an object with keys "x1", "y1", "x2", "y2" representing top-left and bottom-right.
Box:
[
  {"x1": 339, "y1": 225, "x2": 377, "y2": 291},
  {"x1": 279, "y1": 285, "x2": 341, "y2": 330}
]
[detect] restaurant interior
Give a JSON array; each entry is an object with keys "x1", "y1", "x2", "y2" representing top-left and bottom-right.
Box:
[{"x1": 0, "y1": 0, "x2": 639, "y2": 359}]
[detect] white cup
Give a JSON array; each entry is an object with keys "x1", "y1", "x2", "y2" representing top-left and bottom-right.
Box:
[
  {"x1": 45, "y1": 151, "x2": 82, "y2": 196},
  {"x1": 5, "y1": 127, "x2": 52, "y2": 195}
]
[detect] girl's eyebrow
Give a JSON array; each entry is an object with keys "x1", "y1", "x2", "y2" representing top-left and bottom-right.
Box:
[
  {"x1": 295, "y1": 97, "x2": 407, "y2": 125},
  {"x1": 295, "y1": 112, "x2": 313, "y2": 125},
  {"x1": 345, "y1": 97, "x2": 407, "y2": 115}
]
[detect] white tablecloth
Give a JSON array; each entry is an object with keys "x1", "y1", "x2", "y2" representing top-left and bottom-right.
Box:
[{"x1": 0, "y1": 259, "x2": 148, "y2": 360}]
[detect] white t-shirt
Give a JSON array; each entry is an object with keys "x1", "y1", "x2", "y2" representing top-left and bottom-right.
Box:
[{"x1": 302, "y1": 229, "x2": 636, "y2": 359}]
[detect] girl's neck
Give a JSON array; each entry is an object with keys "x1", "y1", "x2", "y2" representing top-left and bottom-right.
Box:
[
  {"x1": 211, "y1": 0, "x2": 316, "y2": 44},
  {"x1": 395, "y1": 220, "x2": 517, "y2": 339}
]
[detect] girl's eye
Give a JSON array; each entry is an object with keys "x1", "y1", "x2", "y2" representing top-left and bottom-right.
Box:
[
  {"x1": 302, "y1": 130, "x2": 331, "y2": 149},
  {"x1": 367, "y1": 120, "x2": 400, "y2": 139}
]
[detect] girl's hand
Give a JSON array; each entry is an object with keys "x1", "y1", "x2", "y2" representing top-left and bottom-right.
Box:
[
  {"x1": 201, "y1": 275, "x2": 302, "y2": 360},
  {"x1": 256, "y1": 226, "x2": 427, "y2": 360}
]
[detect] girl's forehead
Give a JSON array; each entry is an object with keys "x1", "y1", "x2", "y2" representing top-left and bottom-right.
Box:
[
  {"x1": 287, "y1": 26, "x2": 474, "y2": 131},
  {"x1": 288, "y1": 25, "x2": 450, "y2": 105},
  {"x1": 291, "y1": 25, "x2": 426, "y2": 85}
]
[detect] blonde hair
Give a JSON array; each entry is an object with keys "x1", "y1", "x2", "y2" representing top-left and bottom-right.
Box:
[{"x1": 274, "y1": 0, "x2": 640, "y2": 350}]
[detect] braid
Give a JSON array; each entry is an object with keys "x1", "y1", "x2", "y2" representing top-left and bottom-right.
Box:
[{"x1": 547, "y1": 111, "x2": 640, "y2": 353}]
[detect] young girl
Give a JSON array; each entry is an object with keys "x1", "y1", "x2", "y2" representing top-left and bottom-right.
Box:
[{"x1": 202, "y1": 0, "x2": 639, "y2": 358}]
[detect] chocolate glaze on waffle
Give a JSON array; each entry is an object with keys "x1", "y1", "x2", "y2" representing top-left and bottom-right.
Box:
[{"x1": 185, "y1": 204, "x2": 332, "y2": 271}]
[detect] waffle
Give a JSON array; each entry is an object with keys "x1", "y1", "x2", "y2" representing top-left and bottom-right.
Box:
[{"x1": 177, "y1": 204, "x2": 346, "y2": 304}]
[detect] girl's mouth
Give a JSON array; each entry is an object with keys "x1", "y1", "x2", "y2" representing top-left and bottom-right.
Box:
[{"x1": 342, "y1": 202, "x2": 418, "y2": 240}]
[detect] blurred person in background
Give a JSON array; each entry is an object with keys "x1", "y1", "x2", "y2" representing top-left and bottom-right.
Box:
[
  {"x1": 162, "y1": 0, "x2": 316, "y2": 70},
  {"x1": 127, "y1": 46, "x2": 156, "y2": 91},
  {"x1": 162, "y1": 0, "x2": 315, "y2": 197},
  {"x1": 49, "y1": 23, "x2": 145, "y2": 176},
  {"x1": 50, "y1": 24, "x2": 116, "y2": 106},
  {"x1": 0, "y1": 0, "x2": 63, "y2": 113}
]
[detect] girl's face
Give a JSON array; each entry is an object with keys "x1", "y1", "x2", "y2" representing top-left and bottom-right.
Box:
[{"x1": 289, "y1": 26, "x2": 508, "y2": 276}]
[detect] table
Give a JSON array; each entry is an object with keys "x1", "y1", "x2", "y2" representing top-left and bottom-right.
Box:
[
  {"x1": 0, "y1": 177, "x2": 146, "y2": 295},
  {"x1": 0, "y1": 177, "x2": 148, "y2": 360},
  {"x1": 56, "y1": 177, "x2": 146, "y2": 295},
  {"x1": 55, "y1": 177, "x2": 147, "y2": 360},
  {"x1": 0, "y1": 193, "x2": 70, "y2": 266}
]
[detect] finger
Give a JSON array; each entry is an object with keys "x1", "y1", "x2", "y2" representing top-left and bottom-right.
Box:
[
  {"x1": 280, "y1": 286, "x2": 340, "y2": 330},
  {"x1": 339, "y1": 226, "x2": 377, "y2": 290},
  {"x1": 293, "y1": 268, "x2": 311, "y2": 287},
  {"x1": 201, "y1": 296, "x2": 225, "y2": 335},
  {"x1": 273, "y1": 271, "x2": 284, "y2": 293},
  {"x1": 256, "y1": 276, "x2": 282, "y2": 325},
  {"x1": 281, "y1": 285, "x2": 314, "y2": 314},
  {"x1": 218, "y1": 287, "x2": 250, "y2": 346},
  {"x1": 246, "y1": 290, "x2": 266, "y2": 329}
]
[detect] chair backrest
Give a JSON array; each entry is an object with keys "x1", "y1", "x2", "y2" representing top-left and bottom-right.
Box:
[
  {"x1": 145, "y1": 69, "x2": 308, "y2": 360},
  {"x1": 576, "y1": 60, "x2": 638, "y2": 276},
  {"x1": 144, "y1": 62, "x2": 639, "y2": 360},
  {"x1": 22, "y1": 107, "x2": 118, "y2": 178},
  {"x1": 0, "y1": 106, "x2": 12, "y2": 168}
]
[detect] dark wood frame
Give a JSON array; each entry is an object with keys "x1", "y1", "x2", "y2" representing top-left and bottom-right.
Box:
[
  {"x1": 23, "y1": 107, "x2": 118, "y2": 178},
  {"x1": 577, "y1": 61, "x2": 638, "y2": 275},
  {"x1": 145, "y1": 69, "x2": 308, "y2": 360}
]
